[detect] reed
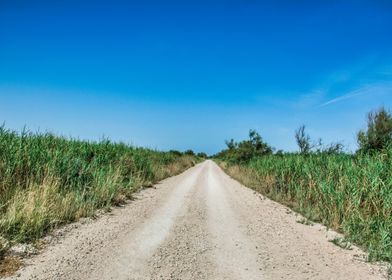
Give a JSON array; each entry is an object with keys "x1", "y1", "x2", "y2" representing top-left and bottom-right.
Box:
[
  {"x1": 220, "y1": 151, "x2": 392, "y2": 263},
  {"x1": 0, "y1": 126, "x2": 196, "y2": 255}
]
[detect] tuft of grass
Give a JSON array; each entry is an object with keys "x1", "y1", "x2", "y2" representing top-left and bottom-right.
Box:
[
  {"x1": 219, "y1": 151, "x2": 392, "y2": 263},
  {"x1": 297, "y1": 218, "x2": 313, "y2": 226},
  {"x1": 0, "y1": 237, "x2": 8, "y2": 259},
  {"x1": 0, "y1": 126, "x2": 197, "y2": 253},
  {"x1": 330, "y1": 237, "x2": 352, "y2": 250},
  {"x1": 0, "y1": 256, "x2": 21, "y2": 277}
]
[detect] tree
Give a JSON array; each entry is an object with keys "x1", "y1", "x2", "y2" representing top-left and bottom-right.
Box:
[
  {"x1": 357, "y1": 107, "x2": 392, "y2": 153},
  {"x1": 249, "y1": 129, "x2": 273, "y2": 156},
  {"x1": 225, "y1": 139, "x2": 236, "y2": 150},
  {"x1": 275, "y1": 149, "x2": 284, "y2": 156},
  {"x1": 295, "y1": 125, "x2": 311, "y2": 154},
  {"x1": 169, "y1": 150, "x2": 182, "y2": 156},
  {"x1": 184, "y1": 149, "x2": 195, "y2": 156},
  {"x1": 323, "y1": 142, "x2": 344, "y2": 154},
  {"x1": 294, "y1": 125, "x2": 343, "y2": 154},
  {"x1": 197, "y1": 152, "x2": 208, "y2": 158},
  {"x1": 222, "y1": 130, "x2": 273, "y2": 163}
]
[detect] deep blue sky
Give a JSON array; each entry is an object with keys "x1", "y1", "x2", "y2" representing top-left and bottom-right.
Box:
[{"x1": 1, "y1": 1, "x2": 392, "y2": 154}]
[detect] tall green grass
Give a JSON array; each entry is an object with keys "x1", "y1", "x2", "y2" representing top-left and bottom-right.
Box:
[
  {"x1": 0, "y1": 126, "x2": 196, "y2": 256},
  {"x1": 221, "y1": 151, "x2": 392, "y2": 262}
]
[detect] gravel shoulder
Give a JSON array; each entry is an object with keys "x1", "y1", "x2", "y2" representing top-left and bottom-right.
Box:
[{"x1": 4, "y1": 160, "x2": 388, "y2": 280}]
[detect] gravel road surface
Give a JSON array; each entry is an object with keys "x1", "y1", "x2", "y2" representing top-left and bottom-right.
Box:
[{"x1": 6, "y1": 160, "x2": 387, "y2": 279}]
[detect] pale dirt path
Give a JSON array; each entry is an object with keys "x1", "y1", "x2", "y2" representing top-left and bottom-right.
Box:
[{"x1": 5, "y1": 160, "x2": 387, "y2": 280}]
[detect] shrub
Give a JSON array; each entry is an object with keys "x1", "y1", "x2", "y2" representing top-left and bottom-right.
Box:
[
  {"x1": 216, "y1": 130, "x2": 273, "y2": 163},
  {"x1": 184, "y1": 149, "x2": 195, "y2": 156},
  {"x1": 169, "y1": 150, "x2": 182, "y2": 156},
  {"x1": 197, "y1": 152, "x2": 208, "y2": 158},
  {"x1": 357, "y1": 107, "x2": 392, "y2": 154},
  {"x1": 295, "y1": 125, "x2": 311, "y2": 154}
]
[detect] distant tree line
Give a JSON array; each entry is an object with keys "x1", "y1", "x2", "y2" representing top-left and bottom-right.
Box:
[
  {"x1": 169, "y1": 149, "x2": 208, "y2": 159},
  {"x1": 214, "y1": 129, "x2": 273, "y2": 163},
  {"x1": 214, "y1": 106, "x2": 392, "y2": 163}
]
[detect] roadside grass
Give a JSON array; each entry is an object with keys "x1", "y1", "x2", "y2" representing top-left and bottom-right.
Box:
[
  {"x1": 218, "y1": 151, "x2": 392, "y2": 264},
  {"x1": 296, "y1": 218, "x2": 313, "y2": 226},
  {"x1": 0, "y1": 126, "x2": 197, "y2": 259},
  {"x1": 330, "y1": 237, "x2": 352, "y2": 250},
  {"x1": 0, "y1": 256, "x2": 21, "y2": 277}
]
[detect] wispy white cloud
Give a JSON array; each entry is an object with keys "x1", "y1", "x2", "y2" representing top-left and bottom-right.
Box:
[
  {"x1": 319, "y1": 83, "x2": 392, "y2": 107},
  {"x1": 291, "y1": 56, "x2": 392, "y2": 109},
  {"x1": 319, "y1": 86, "x2": 372, "y2": 107}
]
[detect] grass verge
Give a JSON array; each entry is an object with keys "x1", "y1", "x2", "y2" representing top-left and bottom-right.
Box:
[
  {"x1": 217, "y1": 151, "x2": 392, "y2": 263},
  {"x1": 0, "y1": 126, "x2": 197, "y2": 263}
]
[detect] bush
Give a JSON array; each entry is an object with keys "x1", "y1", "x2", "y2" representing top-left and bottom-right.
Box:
[
  {"x1": 295, "y1": 125, "x2": 344, "y2": 155},
  {"x1": 357, "y1": 107, "x2": 392, "y2": 154},
  {"x1": 169, "y1": 150, "x2": 182, "y2": 156},
  {"x1": 184, "y1": 149, "x2": 195, "y2": 156},
  {"x1": 216, "y1": 130, "x2": 273, "y2": 163},
  {"x1": 197, "y1": 152, "x2": 208, "y2": 158},
  {"x1": 295, "y1": 125, "x2": 311, "y2": 154}
]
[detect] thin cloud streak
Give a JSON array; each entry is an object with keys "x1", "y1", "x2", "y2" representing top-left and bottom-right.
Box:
[
  {"x1": 319, "y1": 83, "x2": 392, "y2": 107},
  {"x1": 319, "y1": 86, "x2": 372, "y2": 107}
]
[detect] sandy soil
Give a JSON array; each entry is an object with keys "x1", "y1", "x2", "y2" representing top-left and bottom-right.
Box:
[{"x1": 5, "y1": 160, "x2": 387, "y2": 279}]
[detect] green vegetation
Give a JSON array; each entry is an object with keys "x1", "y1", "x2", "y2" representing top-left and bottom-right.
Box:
[
  {"x1": 184, "y1": 149, "x2": 195, "y2": 156},
  {"x1": 357, "y1": 107, "x2": 392, "y2": 154},
  {"x1": 295, "y1": 125, "x2": 344, "y2": 155},
  {"x1": 196, "y1": 152, "x2": 208, "y2": 158},
  {"x1": 330, "y1": 237, "x2": 352, "y2": 250},
  {"x1": 0, "y1": 126, "x2": 196, "y2": 257},
  {"x1": 216, "y1": 107, "x2": 392, "y2": 263},
  {"x1": 215, "y1": 129, "x2": 273, "y2": 163}
]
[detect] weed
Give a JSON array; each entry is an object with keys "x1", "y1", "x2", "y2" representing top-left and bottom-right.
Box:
[
  {"x1": 330, "y1": 237, "x2": 352, "y2": 250},
  {"x1": 0, "y1": 256, "x2": 21, "y2": 277},
  {"x1": 297, "y1": 218, "x2": 313, "y2": 226}
]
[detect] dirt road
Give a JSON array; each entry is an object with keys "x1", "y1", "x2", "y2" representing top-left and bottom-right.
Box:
[{"x1": 7, "y1": 160, "x2": 386, "y2": 279}]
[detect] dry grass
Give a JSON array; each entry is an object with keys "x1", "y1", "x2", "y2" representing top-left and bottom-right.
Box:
[
  {"x1": 0, "y1": 256, "x2": 21, "y2": 278},
  {"x1": 219, "y1": 151, "x2": 392, "y2": 263},
  {"x1": 0, "y1": 126, "x2": 197, "y2": 258}
]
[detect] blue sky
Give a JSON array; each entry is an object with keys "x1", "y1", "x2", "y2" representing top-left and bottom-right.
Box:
[{"x1": 1, "y1": 1, "x2": 392, "y2": 154}]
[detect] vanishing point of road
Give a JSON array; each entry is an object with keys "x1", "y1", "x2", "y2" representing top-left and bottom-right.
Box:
[{"x1": 8, "y1": 160, "x2": 386, "y2": 280}]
